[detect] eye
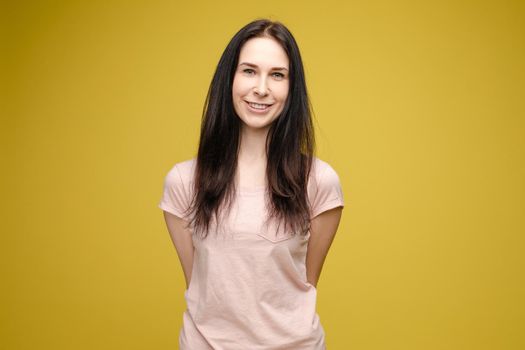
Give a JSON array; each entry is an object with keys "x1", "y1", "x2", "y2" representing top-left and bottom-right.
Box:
[
  {"x1": 242, "y1": 68, "x2": 255, "y2": 75},
  {"x1": 272, "y1": 72, "x2": 285, "y2": 79}
]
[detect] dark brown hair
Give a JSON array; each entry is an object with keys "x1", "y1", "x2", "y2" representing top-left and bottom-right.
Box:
[{"x1": 188, "y1": 18, "x2": 315, "y2": 239}]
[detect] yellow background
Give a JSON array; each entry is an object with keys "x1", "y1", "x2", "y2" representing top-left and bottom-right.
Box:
[{"x1": 2, "y1": 0, "x2": 524, "y2": 349}]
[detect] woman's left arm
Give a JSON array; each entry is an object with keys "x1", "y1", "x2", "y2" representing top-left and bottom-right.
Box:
[{"x1": 306, "y1": 206, "x2": 343, "y2": 287}]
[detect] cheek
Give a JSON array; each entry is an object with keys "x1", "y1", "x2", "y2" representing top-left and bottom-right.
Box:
[
  {"x1": 232, "y1": 77, "x2": 249, "y2": 96},
  {"x1": 278, "y1": 90, "x2": 289, "y2": 103},
  {"x1": 231, "y1": 83, "x2": 239, "y2": 98},
  {"x1": 275, "y1": 83, "x2": 289, "y2": 102}
]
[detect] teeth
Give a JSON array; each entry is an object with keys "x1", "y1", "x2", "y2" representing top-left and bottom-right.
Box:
[{"x1": 248, "y1": 102, "x2": 270, "y2": 110}]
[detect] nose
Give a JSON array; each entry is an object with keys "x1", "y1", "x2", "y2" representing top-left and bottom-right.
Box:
[{"x1": 253, "y1": 76, "x2": 269, "y2": 96}]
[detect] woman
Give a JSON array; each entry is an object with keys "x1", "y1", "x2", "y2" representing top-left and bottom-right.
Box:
[{"x1": 159, "y1": 18, "x2": 344, "y2": 349}]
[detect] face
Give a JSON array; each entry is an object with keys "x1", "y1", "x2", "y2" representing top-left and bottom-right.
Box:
[{"x1": 232, "y1": 36, "x2": 290, "y2": 132}]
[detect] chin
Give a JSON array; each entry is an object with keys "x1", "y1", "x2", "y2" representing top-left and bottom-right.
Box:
[
  {"x1": 241, "y1": 115, "x2": 279, "y2": 129},
  {"x1": 242, "y1": 121, "x2": 272, "y2": 131}
]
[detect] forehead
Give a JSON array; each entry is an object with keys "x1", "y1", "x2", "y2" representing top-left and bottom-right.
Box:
[{"x1": 238, "y1": 37, "x2": 289, "y2": 68}]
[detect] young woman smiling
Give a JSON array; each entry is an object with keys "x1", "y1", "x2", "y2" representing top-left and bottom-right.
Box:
[{"x1": 159, "y1": 18, "x2": 344, "y2": 349}]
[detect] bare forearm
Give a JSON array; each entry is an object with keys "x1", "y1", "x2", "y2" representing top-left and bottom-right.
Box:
[
  {"x1": 305, "y1": 207, "x2": 343, "y2": 287},
  {"x1": 163, "y1": 211, "x2": 195, "y2": 289}
]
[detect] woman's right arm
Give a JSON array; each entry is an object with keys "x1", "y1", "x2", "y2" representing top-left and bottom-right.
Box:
[{"x1": 162, "y1": 211, "x2": 194, "y2": 290}]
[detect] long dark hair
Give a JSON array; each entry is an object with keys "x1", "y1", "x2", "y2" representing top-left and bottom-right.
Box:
[{"x1": 188, "y1": 18, "x2": 315, "y2": 239}]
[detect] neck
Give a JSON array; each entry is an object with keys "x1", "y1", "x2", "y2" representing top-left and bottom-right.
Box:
[{"x1": 238, "y1": 125, "x2": 270, "y2": 163}]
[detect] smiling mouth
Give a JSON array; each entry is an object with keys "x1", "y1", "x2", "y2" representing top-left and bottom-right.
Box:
[{"x1": 245, "y1": 101, "x2": 273, "y2": 110}]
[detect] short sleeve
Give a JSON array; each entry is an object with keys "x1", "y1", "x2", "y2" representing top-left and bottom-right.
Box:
[
  {"x1": 158, "y1": 164, "x2": 190, "y2": 219},
  {"x1": 310, "y1": 164, "x2": 344, "y2": 219}
]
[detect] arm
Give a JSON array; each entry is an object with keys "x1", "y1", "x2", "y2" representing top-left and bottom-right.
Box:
[
  {"x1": 162, "y1": 211, "x2": 194, "y2": 289},
  {"x1": 305, "y1": 206, "x2": 343, "y2": 287}
]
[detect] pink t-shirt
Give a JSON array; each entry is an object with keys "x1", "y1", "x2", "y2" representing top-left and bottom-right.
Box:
[{"x1": 158, "y1": 157, "x2": 344, "y2": 349}]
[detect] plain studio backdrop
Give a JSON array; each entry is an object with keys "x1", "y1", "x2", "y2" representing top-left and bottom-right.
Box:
[{"x1": 2, "y1": 0, "x2": 524, "y2": 349}]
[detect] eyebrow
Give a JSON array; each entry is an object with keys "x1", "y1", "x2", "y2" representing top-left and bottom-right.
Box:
[{"x1": 238, "y1": 62, "x2": 288, "y2": 71}]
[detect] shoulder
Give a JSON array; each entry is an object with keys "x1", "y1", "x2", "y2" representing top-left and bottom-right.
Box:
[
  {"x1": 172, "y1": 157, "x2": 196, "y2": 178},
  {"x1": 163, "y1": 157, "x2": 196, "y2": 192},
  {"x1": 307, "y1": 156, "x2": 344, "y2": 218},
  {"x1": 159, "y1": 158, "x2": 197, "y2": 217},
  {"x1": 166, "y1": 158, "x2": 196, "y2": 178},
  {"x1": 310, "y1": 156, "x2": 342, "y2": 186}
]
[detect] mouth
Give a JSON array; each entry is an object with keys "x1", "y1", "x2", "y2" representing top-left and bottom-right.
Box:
[{"x1": 244, "y1": 100, "x2": 273, "y2": 111}]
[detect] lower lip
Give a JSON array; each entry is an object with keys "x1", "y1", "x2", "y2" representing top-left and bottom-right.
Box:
[{"x1": 245, "y1": 101, "x2": 272, "y2": 114}]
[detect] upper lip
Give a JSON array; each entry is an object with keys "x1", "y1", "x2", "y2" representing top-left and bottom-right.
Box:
[{"x1": 246, "y1": 100, "x2": 273, "y2": 105}]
